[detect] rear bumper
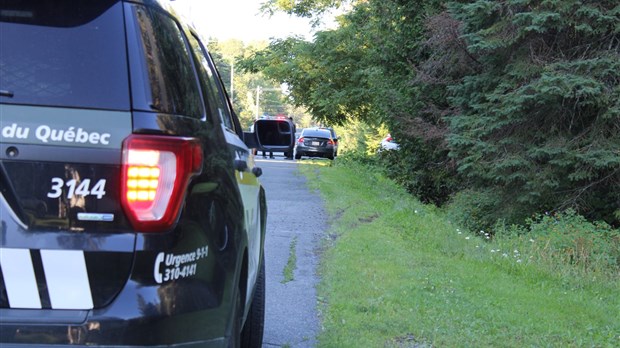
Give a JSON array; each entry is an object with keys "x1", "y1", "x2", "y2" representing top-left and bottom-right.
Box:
[
  {"x1": 0, "y1": 338, "x2": 225, "y2": 348},
  {"x1": 0, "y1": 304, "x2": 229, "y2": 347},
  {"x1": 0, "y1": 249, "x2": 235, "y2": 347},
  {"x1": 295, "y1": 145, "x2": 334, "y2": 157}
]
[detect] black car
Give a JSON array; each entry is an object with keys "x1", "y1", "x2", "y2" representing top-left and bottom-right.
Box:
[
  {"x1": 0, "y1": 1, "x2": 271, "y2": 346},
  {"x1": 294, "y1": 128, "x2": 336, "y2": 160},
  {"x1": 318, "y1": 127, "x2": 339, "y2": 156}
]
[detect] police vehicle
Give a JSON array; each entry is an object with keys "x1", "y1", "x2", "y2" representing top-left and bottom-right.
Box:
[
  {"x1": 251, "y1": 117, "x2": 296, "y2": 158},
  {"x1": 0, "y1": 0, "x2": 270, "y2": 346}
]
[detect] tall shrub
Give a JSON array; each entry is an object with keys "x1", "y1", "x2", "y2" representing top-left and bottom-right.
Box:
[{"x1": 447, "y1": 0, "x2": 620, "y2": 226}]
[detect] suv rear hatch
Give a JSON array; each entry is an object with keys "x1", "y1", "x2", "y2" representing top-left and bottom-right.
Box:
[
  {"x1": 0, "y1": 0, "x2": 135, "y2": 310},
  {"x1": 253, "y1": 118, "x2": 295, "y2": 153}
]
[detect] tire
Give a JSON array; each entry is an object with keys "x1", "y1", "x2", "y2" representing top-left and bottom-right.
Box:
[
  {"x1": 229, "y1": 290, "x2": 242, "y2": 348},
  {"x1": 241, "y1": 256, "x2": 265, "y2": 348},
  {"x1": 294, "y1": 152, "x2": 302, "y2": 160}
]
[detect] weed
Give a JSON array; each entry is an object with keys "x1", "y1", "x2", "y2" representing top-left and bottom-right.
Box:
[
  {"x1": 494, "y1": 210, "x2": 620, "y2": 279},
  {"x1": 282, "y1": 236, "x2": 298, "y2": 284}
]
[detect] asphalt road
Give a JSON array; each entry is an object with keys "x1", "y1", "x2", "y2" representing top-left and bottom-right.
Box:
[{"x1": 256, "y1": 156, "x2": 327, "y2": 347}]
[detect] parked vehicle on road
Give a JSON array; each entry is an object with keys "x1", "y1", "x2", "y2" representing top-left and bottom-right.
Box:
[
  {"x1": 252, "y1": 116, "x2": 296, "y2": 159},
  {"x1": 0, "y1": 1, "x2": 270, "y2": 346},
  {"x1": 318, "y1": 127, "x2": 340, "y2": 156},
  {"x1": 294, "y1": 128, "x2": 336, "y2": 160}
]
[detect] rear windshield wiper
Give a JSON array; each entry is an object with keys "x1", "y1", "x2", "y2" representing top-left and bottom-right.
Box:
[{"x1": 0, "y1": 89, "x2": 15, "y2": 98}]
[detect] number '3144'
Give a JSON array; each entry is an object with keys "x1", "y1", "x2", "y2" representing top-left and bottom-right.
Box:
[{"x1": 47, "y1": 178, "x2": 107, "y2": 199}]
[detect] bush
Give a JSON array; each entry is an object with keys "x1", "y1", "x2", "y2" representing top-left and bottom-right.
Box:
[
  {"x1": 445, "y1": 188, "x2": 502, "y2": 233},
  {"x1": 493, "y1": 210, "x2": 620, "y2": 278},
  {"x1": 526, "y1": 210, "x2": 620, "y2": 276},
  {"x1": 377, "y1": 137, "x2": 459, "y2": 207}
]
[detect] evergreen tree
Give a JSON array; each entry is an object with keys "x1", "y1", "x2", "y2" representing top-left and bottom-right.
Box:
[{"x1": 447, "y1": 0, "x2": 620, "y2": 226}]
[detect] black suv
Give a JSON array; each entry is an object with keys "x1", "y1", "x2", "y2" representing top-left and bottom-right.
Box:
[
  {"x1": 252, "y1": 117, "x2": 296, "y2": 158},
  {"x1": 1, "y1": 1, "x2": 268, "y2": 346}
]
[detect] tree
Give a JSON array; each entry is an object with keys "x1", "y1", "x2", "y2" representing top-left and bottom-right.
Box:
[
  {"x1": 239, "y1": 0, "x2": 620, "y2": 227},
  {"x1": 447, "y1": 0, "x2": 620, "y2": 226},
  {"x1": 240, "y1": 0, "x2": 458, "y2": 204},
  {"x1": 260, "y1": 0, "x2": 346, "y2": 19},
  {"x1": 208, "y1": 39, "x2": 302, "y2": 129}
]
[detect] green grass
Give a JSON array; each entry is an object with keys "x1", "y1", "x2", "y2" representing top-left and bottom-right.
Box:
[
  {"x1": 300, "y1": 160, "x2": 620, "y2": 347},
  {"x1": 282, "y1": 236, "x2": 298, "y2": 284}
]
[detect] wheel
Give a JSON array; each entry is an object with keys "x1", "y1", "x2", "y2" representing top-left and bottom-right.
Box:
[
  {"x1": 241, "y1": 255, "x2": 265, "y2": 347},
  {"x1": 229, "y1": 290, "x2": 242, "y2": 348},
  {"x1": 294, "y1": 152, "x2": 302, "y2": 160}
]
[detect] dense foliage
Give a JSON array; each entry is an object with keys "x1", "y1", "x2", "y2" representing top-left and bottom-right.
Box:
[
  {"x1": 240, "y1": 0, "x2": 620, "y2": 229},
  {"x1": 448, "y1": 0, "x2": 620, "y2": 227}
]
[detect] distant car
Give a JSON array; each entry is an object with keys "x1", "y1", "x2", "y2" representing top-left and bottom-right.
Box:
[
  {"x1": 319, "y1": 127, "x2": 339, "y2": 156},
  {"x1": 380, "y1": 134, "x2": 400, "y2": 151},
  {"x1": 294, "y1": 128, "x2": 336, "y2": 160}
]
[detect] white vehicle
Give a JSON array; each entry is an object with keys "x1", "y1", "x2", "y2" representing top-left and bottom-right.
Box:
[{"x1": 380, "y1": 134, "x2": 400, "y2": 151}]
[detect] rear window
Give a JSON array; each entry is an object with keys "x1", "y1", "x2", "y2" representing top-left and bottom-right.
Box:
[
  {"x1": 128, "y1": 4, "x2": 203, "y2": 118},
  {"x1": 303, "y1": 129, "x2": 331, "y2": 138},
  {"x1": 322, "y1": 128, "x2": 337, "y2": 138},
  {"x1": 0, "y1": 0, "x2": 130, "y2": 110}
]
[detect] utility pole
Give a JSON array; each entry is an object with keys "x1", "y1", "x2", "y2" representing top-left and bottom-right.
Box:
[
  {"x1": 255, "y1": 86, "x2": 282, "y2": 119},
  {"x1": 255, "y1": 86, "x2": 261, "y2": 119}
]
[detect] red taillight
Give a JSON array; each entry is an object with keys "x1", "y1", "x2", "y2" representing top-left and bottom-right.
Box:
[
  {"x1": 327, "y1": 139, "x2": 335, "y2": 145},
  {"x1": 121, "y1": 135, "x2": 203, "y2": 233},
  {"x1": 298, "y1": 137, "x2": 304, "y2": 143}
]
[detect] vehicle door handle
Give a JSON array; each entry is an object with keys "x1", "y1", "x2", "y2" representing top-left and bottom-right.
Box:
[{"x1": 234, "y1": 159, "x2": 248, "y2": 172}]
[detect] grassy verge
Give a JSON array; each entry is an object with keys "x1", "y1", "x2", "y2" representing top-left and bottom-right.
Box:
[{"x1": 300, "y1": 160, "x2": 620, "y2": 347}]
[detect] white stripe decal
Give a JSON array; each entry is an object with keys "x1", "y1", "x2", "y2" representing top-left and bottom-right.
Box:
[
  {"x1": 0, "y1": 248, "x2": 42, "y2": 309},
  {"x1": 40, "y1": 250, "x2": 93, "y2": 310}
]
